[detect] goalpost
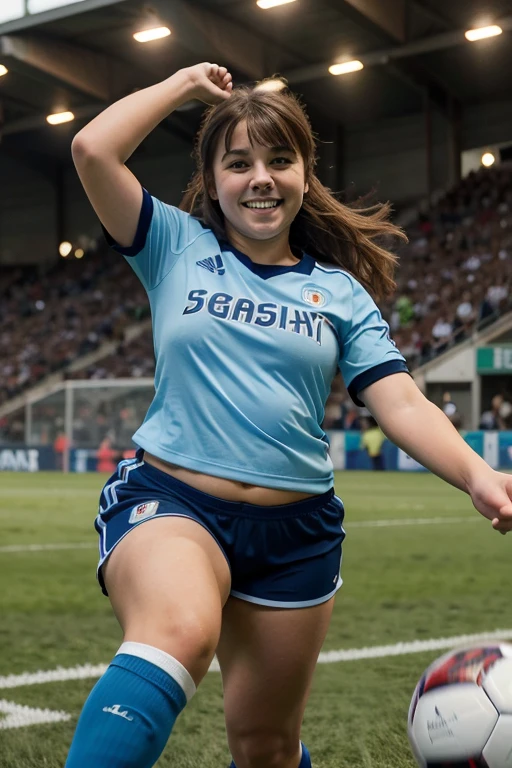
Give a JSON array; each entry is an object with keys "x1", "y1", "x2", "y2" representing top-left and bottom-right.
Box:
[{"x1": 23, "y1": 378, "x2": 155, "y2": 472}]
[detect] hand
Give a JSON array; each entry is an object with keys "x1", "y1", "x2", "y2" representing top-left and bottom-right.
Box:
[
  {"x1": 468, "y1": 469, "x2": 512, "y2": 534},
  {"x1": 182, "y1": 62, "x2": 233, "y2": 105}
]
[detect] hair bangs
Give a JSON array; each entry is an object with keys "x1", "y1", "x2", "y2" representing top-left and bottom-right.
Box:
[{"x1": 222, "y1": 100, "x2": 302, "y2": 159}]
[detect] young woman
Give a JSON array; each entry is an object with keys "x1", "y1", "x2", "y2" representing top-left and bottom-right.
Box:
[{"x1": 67, "y1": 63, "x2": 512, "y2": 768}]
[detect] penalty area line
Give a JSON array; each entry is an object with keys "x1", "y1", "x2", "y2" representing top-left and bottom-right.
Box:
[{"x1": 1, "y1": 629, "x2": 512, "y2": 690}]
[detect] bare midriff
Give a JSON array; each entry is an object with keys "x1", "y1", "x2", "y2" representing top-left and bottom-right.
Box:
[{"x1": 143, "y1": 452, "x2": 318, "y2": 506}]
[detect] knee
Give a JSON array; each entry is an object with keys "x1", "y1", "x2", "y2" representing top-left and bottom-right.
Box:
[
  {"x1": 126, "y1": 610, "x2": 219, "y2": 674},
  {"x1": 230, "y1": 730, "x2": 300, "y2": 768},
  {"x1": 169, "y1": 610, "x2": 219, "y2": 661}
]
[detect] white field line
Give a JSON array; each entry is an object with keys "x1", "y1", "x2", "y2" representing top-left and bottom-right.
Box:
[
  {"x1": 317, "y1": 629, "x2": 512, "y2": 663},
  {"x1": 349, "y1": 516, "x2": 479, "y2": 529},
  {"x1": 0, "y1": 543, "x2": 96, "y2": 553},
  {"x1": 0, "y1": 700, "x2": 70, "y2": 730},
  {"x1": 0, "y1": 664, "x2": 109, "y2": 690},
  {"x1": 0, "y1": 516, "x2": 479, "y2": 555},
  {"x1": 1, "y1": 629, "x2": 512, "y2": 691},
  {"x1": 2, "y1": 488, "x2": 99, "y2": 496}
]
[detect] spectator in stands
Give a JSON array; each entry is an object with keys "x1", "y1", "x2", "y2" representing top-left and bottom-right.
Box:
[
  {"x1": 479, "y1": 394, "x2": 511, "y2": 430},
  {"x1": 453, "y1": 291, "x2": 475, "y2": 342},
  {"x1": 442, "y1": 391, "x2": 457, "y2": 418},
  {"x1": 441, "y1": 391, "x2": 463, "y2": 431},
  {"x1": 499, "y1": 400, "x2": 512, "y2": 430},
  {"x1": 431, "y1": 315, "x2": 453, "y2": 354}
]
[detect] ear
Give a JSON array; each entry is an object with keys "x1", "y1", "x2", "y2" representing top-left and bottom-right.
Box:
[
  {"x1": 206, "y1": 171, "x2": 218, "y2": 200},
  {"x1": 304, "y1": 182, "x2": 309, "y2": 195}
]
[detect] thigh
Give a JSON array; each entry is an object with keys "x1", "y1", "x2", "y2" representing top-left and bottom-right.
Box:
[
  {"x1": 103, "y1": 515, "x2": 232, "y2": 685},
  {"x1": 217, "y1": 596, "x2": 334, "y2": 745}
]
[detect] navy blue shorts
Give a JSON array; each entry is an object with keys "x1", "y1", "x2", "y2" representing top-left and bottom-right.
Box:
[{"x1": 94, "y1": 451, "x2": 346, "y2": 608}]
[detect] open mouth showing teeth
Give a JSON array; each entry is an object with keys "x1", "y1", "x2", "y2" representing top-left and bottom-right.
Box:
[{"x1": 242, "y1": 200, "x2": 283, "y2": 209}]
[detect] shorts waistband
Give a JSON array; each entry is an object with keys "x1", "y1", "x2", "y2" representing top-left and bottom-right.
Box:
[{"x1": 133, "y1": 449, "x2": 334, "y2": 519}]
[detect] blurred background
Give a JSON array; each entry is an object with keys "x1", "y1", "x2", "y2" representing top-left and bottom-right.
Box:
[
  {"x1": 2, "y1": 4, "x2": 512, "y2": 766},
  {"x1": 1, "y1": 0, "x2": 512, "y2": 473}
]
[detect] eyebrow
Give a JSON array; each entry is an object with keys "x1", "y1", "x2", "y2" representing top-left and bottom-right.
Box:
[{"x1": 221, "y1": 145, "x2": 296, "y2": 162}]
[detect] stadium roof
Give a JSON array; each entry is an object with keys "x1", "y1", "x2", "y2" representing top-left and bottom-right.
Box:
[{"x1": 0, "y1": 0, "x2": 511, "y2": 171}]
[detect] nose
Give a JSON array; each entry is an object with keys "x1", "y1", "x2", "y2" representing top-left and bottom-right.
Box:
[{"x1": 250, "y1": 161, "x2": 275, "y2": 191}]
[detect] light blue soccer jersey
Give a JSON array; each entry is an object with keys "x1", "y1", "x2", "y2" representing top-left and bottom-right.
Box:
[{"x1": 105, "y1": 190, "x2": 408, "y2": 493}]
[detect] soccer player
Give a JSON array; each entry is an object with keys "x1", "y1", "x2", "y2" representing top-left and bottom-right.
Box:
[
  {"x1": 360, "y1": 415, "x2": 386, "y2": 470},
  {"x1": 67, "y1": 63, "x2": 512, "y2": 768}
]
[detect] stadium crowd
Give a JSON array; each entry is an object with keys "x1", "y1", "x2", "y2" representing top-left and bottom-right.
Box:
[
  {"x1": 0, "y1": 250, "x2": 150, "y2": 406},
  {"x1": 387, "y1": 162, "x2": 512, "y2": 369},
  {"x1": 1, "y1": 163, "x2": 512, "y2": 441}
]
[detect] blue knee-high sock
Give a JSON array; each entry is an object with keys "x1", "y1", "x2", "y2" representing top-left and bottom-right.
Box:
[
  {"x1": 229, "y1": 741, "x2": 311, "y2": 768},
  {"x1": 65, "y1": 642, "x2": 196, "y2": 768},
  {"x1": 299, "y1": 743, "x2": 311, "y2": 768}
]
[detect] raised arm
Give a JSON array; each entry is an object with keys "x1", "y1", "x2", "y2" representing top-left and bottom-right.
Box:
[{"x1": 71, "y1": 63, "x2": 232, "y2": 247}]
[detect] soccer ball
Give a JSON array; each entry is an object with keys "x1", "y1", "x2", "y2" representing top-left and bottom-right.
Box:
[{"x1": 408, "y1": 643, "x2": 512, "y2": 767}]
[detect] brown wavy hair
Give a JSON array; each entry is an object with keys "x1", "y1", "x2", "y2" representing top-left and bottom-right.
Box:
[{"x1": 180, "y1": 79, "x2": 407, "y2": 299}]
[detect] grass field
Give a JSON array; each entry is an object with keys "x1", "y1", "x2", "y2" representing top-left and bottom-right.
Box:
[{"x1": 0, "y1": 470, "x2": 510, "y2": 768}]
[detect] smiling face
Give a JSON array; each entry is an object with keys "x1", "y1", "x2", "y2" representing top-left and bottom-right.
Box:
[{"x1": 209, "y1": 121, "x2": 309, "y2": 247}]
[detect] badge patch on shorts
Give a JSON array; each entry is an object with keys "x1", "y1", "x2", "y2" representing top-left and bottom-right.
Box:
[{"x1": 129, "y1": 501, "x2": 159, "y2": 524}]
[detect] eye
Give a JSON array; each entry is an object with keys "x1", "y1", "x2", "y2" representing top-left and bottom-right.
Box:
[
  {"x1": 271, "y1": 156, "x2": 292, "y2": 165},
  {"x1": 228, "y1": 161, "x2": 249, "y2": 169}
]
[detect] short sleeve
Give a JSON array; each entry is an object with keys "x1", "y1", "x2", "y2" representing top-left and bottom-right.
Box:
[
  {"x1": 339, "y1": 278, "x2": 409, "y2": 406},
  {"x1": 103, "y1": 188, "x2": 208, "y2": 291}
]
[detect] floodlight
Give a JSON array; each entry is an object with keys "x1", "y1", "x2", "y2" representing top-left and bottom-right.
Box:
[
  {"x1": 133, "y1": 27, "x2": 171, "y2": 43},
  {"x1": 74, "y1": 248, "x2": 85, "y2": 259},
  {"x1": 329, "y1": 60, "x2": 364, "y2": 76},
  {"x1": 0, "y1": 0, "x2": 24, "y2": 25},
  {"x1": 465, "y1": 25, "x2": 502, "y2": 42},
  {"x1": 0, "y1": 65, "x2": 8, "y2": 77},
  {"x1": 481, "y1": 152, "x2": 496, "y2": 167},
  {"x1": 59, "y1": 242, "x2": 72, "y2": 257},
  {"x1": 257, "y1": 0, "x2": 296, "y2": 8},
  {"x1": 47, "y1": 111, "x2": 74, "y2": 125}
]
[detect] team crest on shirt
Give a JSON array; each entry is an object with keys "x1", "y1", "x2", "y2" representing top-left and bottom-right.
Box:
[
  {"x1": 128, "y1": 501, "x2": 160, "y2": 524},
  {"x1": 302, "y1": 284, "x2": 328, "y2": 308}
]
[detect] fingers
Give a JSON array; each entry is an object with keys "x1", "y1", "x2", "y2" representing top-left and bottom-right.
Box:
[
  {"x1": 492, "y1": 517, "x2": 512, "y2": 535},
  {"x1": 208, "y1": 63, "x2": 232, "y2": 85},
  {"x1": 197, "y1": 62, "x2": 232, "y2": 102},
  {"x1": 208, "y1": 63, "x2": 222, "y2": 79}
]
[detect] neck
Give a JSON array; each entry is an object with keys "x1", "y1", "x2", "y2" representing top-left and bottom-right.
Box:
[{"x1": 225, "y1": 226, "x2": 299, "y2": 266}]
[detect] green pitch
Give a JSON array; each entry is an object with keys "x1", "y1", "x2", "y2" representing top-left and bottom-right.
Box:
[{"x1": 0, "y1": 471, "x2": 510, "y2": 767}]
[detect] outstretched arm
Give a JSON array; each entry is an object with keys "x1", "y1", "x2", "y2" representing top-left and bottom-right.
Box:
[{"x1": 360, "y1": 373, "x2": 512, "y2": 534}]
